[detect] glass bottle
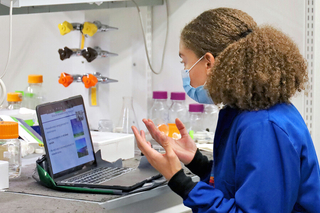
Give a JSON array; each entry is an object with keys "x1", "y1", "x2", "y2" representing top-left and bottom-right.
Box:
[
  {"x1": 189, "y1": 104, "x2": 205, "y2": 142},
  {"x1": 149, "y1": 91, "x2": 169, "y2": 136},
  {"x1": 0, "y1": 121, "x2": 21, "y2": 178},
  {"x1": 7, "y1": 92, "x2": 22, "y2": 110},
  {"x1": 204, "y1": 104, "x2": 219, "y2": 133},
  {"x1": 23, "y1": 75, "x2": 44, "y2": 110},
  {"x1": 168, "y1": 92, "x2": 188, "y2": 139}
]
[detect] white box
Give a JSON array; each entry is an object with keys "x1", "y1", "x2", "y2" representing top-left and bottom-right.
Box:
[
  {"x1": 0, "y1": 161, "x2": 9, "y2": 190},
  {"x1": 90, "y1": 131, "x2": 134, "y2": 162}
]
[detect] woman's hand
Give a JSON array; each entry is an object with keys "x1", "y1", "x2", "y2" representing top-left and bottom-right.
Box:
[
  {"x1": 131, "y1": 126, "x2": 182, "y2": 180},
  {"x1": 143, "y1": 118, "x2": 197, "y2": 165}
]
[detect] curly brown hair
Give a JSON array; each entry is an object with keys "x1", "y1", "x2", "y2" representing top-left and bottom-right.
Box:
[{"x1": 181, "y1": 8, "x2": 308, "y2": 110}]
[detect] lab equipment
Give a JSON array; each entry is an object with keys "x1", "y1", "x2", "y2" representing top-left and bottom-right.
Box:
[
  {"x1": 204, "y1": 104, "x2": 219, "y2": 133},
  {"x1": 0, "y1": 121, "x2": 21, "y2": 178},
  {"x1": 82, "y1": 21, "x2": 118, "y2": 36},
  {"x1": 58, "y1": 21, "x2": 81, "y2": 35},
  {"x1": 168, "y1": 92, "x2": 188, "y2": 139},
  {"x1": 58, "y1": 21, "x2": 117, "y2": 37},
  {"x1": 149, "y1": 91, "x2": 169, "y2": 135},
  {"x1": 58, "y1": 47, "x2": 82, "y2": 60},
  {"x1": 23, "y1": 75, "x2": 44, "y2": 110},
  {"x1": 98, "y1": 119, "x2": 114, "y2": 132},
  {"x1": 58, "y1": 72, "x2": 117, "y2": 88},
  {"x1": 189, "y1": 104, "x2": 206, "y2": 142},
  {"x1": 81, "y1": 46, "x2": 118, "y2": 62},
  {"x1": 58, "y1": 46, "x2": 117, "y2": 62},
  {"x1": 115, "y1": 96, "x2": 140, "y2": 134},
  {"x1": 0, "y1": 160, "x2": 9, "y2": 189},
  {"x1": 6, "y1": 92, "x2": 22, "y2": 110}
]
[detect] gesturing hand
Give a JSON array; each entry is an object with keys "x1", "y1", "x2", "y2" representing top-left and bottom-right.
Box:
[
  {"x1": 131, "y1": 126, "x2": 182, "y2": 180},
  {"x1": 143, "y1": 118, "x2": 197, "y2": 165}
]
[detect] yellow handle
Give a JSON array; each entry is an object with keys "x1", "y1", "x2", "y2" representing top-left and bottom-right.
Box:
[
  {"x1": 58, "y1": 21, "x2": 73, "y2": 35},
  {"x1": 90, "y1": 86, "x2": 97, "y2": 106},
  {"x1": 82, "y1": 22, "x2": 98, "y2": 37}
]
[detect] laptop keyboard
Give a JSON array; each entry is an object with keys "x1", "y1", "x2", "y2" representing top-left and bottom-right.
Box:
[{"x1": 61, "y1": 167, "x2": 134, "y2": 184}]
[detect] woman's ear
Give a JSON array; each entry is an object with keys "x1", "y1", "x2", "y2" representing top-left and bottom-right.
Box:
[{"x1": 204, "y1": 52, "x2": 215, "y2": 74}]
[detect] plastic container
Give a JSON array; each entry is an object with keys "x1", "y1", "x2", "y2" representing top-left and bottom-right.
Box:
[
  {"x1": 189, "y1": 104, "x2": 205, "y2": 142},
  {"x1": 7, "y1": 92, "x2": 22, "y2": 110},
  {"x1": 149, "y1": 91, "x2": 169, "y2": 136},
  {"x1": 23, "y1": 75, "x2": 44, "y2": 110},
  {"x1": 168, "y1": 92, "x2": 188, "y2": 138},
  {"x1": 0, "y1": 121, "x2": 21, "y2": 178},
  {"x1": 90, "y1": 131, "x2": 134, "y2": 162}
]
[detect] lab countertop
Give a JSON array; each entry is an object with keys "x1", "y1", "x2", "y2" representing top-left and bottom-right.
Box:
[{"x1": 0, "y1": 151, "x2": 212, "y2": 213}]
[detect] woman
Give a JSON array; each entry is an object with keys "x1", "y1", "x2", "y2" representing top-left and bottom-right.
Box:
[{"x1": 132, "y1": 8, "x2": 320, "y2": 212}]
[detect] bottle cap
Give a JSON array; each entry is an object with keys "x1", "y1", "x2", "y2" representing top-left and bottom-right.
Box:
[
  {"x1": 153, "y1": 91, "x2": 167, "y2": 99},
  {"x1": 189, "y1": 104, "x2": 204, "y2": 112},
  {"x1": 0, "y1": 121, "x2": 19, "y2": 139},
  {"x1": 7, "y1": 93, "x2": 22, "y2": 102},
  {"x1": 28, "y1": 75, "x2": 43, "y2": 83},
  {"x1": 170, "y1": 92, "x2": 185, "y2": 100}
]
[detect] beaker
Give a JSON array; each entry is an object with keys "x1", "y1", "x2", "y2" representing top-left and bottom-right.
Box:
[{"x1": 115, "y1": 96, "x2": 140, "y2": 134}]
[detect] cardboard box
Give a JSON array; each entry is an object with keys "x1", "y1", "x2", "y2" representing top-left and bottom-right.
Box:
[{"x1": 90, "y1": 131, "x2": 134, "y2": 162}]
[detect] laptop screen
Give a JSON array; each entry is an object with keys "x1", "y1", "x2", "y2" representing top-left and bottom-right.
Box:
[{"x1": 39, "y1": 98, "x2": 95, "y2": 175}]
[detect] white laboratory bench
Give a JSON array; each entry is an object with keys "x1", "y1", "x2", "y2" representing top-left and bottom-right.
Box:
[{"x1": 0, "y1": 152, "x2": 208, "y2": 213}]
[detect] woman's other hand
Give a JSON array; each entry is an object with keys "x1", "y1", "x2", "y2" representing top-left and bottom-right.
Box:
[
  {"x1": 143, "y1": 118, "x2": 197, "y2": 165},
  {"x1": 131, "y1": 126, "x2": 182, "y2": 180}
]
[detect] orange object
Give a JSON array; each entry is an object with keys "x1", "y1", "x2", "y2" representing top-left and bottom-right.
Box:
[
  {"x1": 157, "y1": 124, "x2": 169, "y2": 136},
  {"x1": 7, "y1": 92, "x2": 22, "y2": 102},
  {"x1": 0, "y1": 121, "x2": 19, "y2": 139},
  {"x1": 28, "y1": 75, "x2": 43, "y2": 84},
  {"x1": 82, "y1": 74, "x2": 98, "y2": 88},
  {"x1": 58, "y1": 72, "x2": 74, "y2": 87},
  {"x1": 168, "y1": 123, "x2": 179, "y2": 138}
]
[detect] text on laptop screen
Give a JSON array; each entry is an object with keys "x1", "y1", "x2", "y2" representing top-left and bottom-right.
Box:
[{"x1": 41, "y1": 104, "x2": 95, "y2": 175}]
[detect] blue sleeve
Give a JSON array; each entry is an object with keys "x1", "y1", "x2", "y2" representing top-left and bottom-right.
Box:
[{"x1": 183, "y1": 121, "x2": 301, "y2": 212}]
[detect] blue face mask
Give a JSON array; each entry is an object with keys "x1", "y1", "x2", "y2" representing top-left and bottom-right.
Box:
[{"x1": 181, "y1": 55, "x2": 214, "y2": 104}]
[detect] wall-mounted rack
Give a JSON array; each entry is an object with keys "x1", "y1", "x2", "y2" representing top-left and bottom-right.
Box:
[{"x1": 0, "y1": 0, "x2": 163, "y2": 16}]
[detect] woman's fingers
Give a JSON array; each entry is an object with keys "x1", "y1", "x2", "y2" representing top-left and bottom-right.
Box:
[
  {"x1": 175, "y1": 118, "x2": 189, "y2": 138},
  {"x1": 143, "y1": 119, "x2": 165, "y2": 144},
  {"x1": 131, "y1": 125, "x2": 158, "y2": 157}
]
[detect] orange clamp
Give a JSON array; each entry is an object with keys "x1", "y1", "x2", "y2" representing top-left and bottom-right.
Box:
[
  {"x1": 82, "y1": 74, "x2": 98, "y2": 88},
  {"x1": 58, "y1": 72, "x2": 73, "y2": 87}
]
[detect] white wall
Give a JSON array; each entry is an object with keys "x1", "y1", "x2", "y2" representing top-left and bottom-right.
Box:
[
  {"x1": 152, "y1": 0, "x2": 305, "y2": 113},
  {"x1": 0, "y1": 7, "x2": 149, "y2": 130}
]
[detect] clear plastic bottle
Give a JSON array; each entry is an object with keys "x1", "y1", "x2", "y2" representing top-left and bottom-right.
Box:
[
  {"x1": 168, "y1": 92, "x2": 188, "y2": 138},
  {"x1": 0, "y1": 121, "x2": 21, "y2": 178},
  {"x1": 6, "y1": 92, "x2": 22, "y2": 110},
  {"x1": 149, "y1": 91, "x2": 169, "y2": 135},
  {"x1": 189, "y1": 104, "x2": 205, "y2": 142},
  {"x1": 23, "y1": 75, "x2": 44, "y2": 110}
]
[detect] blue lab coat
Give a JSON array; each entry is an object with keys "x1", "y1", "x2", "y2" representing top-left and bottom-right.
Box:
[{"x1": 168, "y1": 103, "x2": 320, "y2": 212}]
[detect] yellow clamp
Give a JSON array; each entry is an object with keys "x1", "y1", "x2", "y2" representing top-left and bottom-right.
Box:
[
  {"x1": 58, "y1": 21, "x2": 73, "y2": 35},
  {"x1": 82, "y1": 22, "x2": 98, "y2": 37}
]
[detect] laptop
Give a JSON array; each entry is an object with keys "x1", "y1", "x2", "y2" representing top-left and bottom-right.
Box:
[{"x1": 36, "y1": 95, "x2": 162, "y2": 192}]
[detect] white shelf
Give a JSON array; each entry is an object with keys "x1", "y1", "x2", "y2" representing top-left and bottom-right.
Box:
[
  {"x1": 0, "y1": 0, "x2": 163, "y2": 15},
  {"x1": 0, "y1": 0, "x2": 123, "y2": 8}
]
